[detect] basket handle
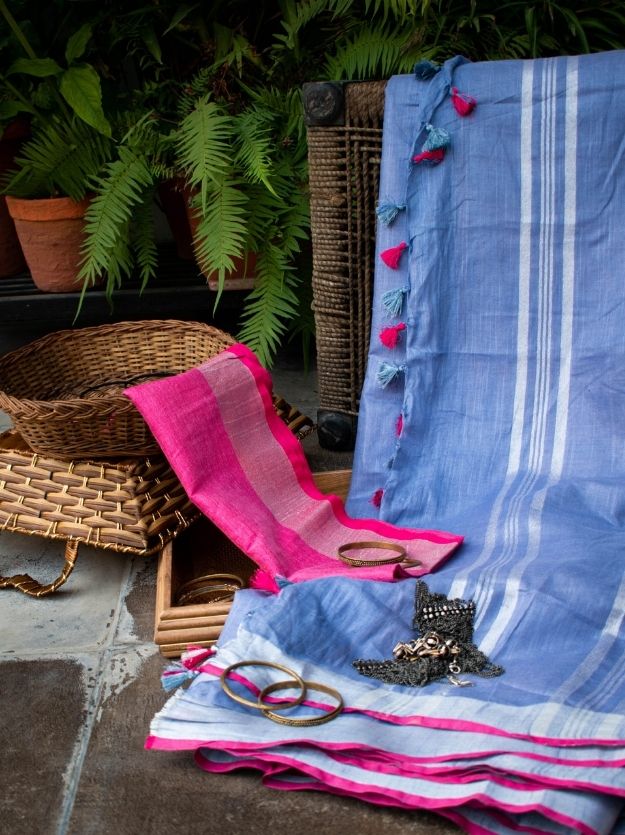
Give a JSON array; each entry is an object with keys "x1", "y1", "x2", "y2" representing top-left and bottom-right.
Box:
[{"x1": 0, "y1": 540, "x2": 79, "y2": 597}]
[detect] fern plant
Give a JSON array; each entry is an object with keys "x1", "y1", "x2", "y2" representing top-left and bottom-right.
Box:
[{"x1": 75, "y1": 0, "x2": 625, "y2": 365}]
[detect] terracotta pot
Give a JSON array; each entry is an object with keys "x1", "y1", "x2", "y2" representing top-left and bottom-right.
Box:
[
  {"x1": 158, "y1": 179, "x2": 194, "y2": 260},
  {"x1": 0, "y1": 124, "x2": 28, "y2": 277},
  {"x1": 5, "y1": 195, "x2": 91, "y2": 292},
  {"x1": 184, "y1": 191, "x2": 256, "y2": 291}
]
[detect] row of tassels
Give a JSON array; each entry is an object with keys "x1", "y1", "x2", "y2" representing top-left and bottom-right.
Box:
[{"x1": 370, "y1": 60, "x2": 477, "y2": 508}]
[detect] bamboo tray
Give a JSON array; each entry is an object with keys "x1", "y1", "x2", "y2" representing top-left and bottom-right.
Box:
[{"x1": 154, "y1": 469, "x2": 351, "y2": 657}]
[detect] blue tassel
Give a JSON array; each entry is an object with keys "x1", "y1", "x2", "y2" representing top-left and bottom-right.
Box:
[
  {"x1": 161, "y1": 662, "x2": 199, "y2": 692},
  {"x1": 377, "y1": 362, "x2": 405, "y2": 388},
  {"x1": 376, "y1": 202, "x2": 406, "y2": 226},
  {"x1": 423, "y1": 124, "x2": 450, "y2": 152},
  {"x1": 382, "y1": 286, "x2": 408, "y2": 317},
  {"x1": 414, "y1": 60, "x2": 440, "y2": 80}
]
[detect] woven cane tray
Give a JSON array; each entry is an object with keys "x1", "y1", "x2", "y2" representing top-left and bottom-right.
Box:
[
  {"x1": 0, "y1": 430, "x2": 199, "y2": 555},
  {"x1": 154, "y1": 469, "x2": 352, "y2": 657},
  {"x1": 0, "y1": 319, "x2": 235, "y2": 459}
]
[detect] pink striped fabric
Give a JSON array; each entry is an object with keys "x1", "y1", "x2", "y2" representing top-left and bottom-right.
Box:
[{"x1": 125, "y1": 344, "x2": 462, "y2": 583}]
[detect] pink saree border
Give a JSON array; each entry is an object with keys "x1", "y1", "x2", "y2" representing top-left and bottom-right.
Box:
[
  {"x1": 227, "y1": 343, "x2": 463, "y2": 547},
  {"x1": 148, "y1": 661, "x2": 625, "y2": 749},
  {"x1": 191, "y1": 745, "x2": 596, "y2": 834}
]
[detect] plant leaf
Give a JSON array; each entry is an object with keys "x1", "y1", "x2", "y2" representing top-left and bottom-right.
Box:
[
  {"x1": 7, "y1": 57, "x2": 62, "y2": 77},
  {"x1": 190, "y1": 176, "x2": 249, "y2": 301},
  {"x1": 79, "y1": 145, "x2": 154, "y2": 286},
  {"x1": 65, "y1": 23, "x2": 93, "y2": 64},
  {"x1": 142, "y1": 26, "x2": 163, "y2": 64},
  {"x1": 163, "y1": 3, "x2": 199, "y2": 36},
  {"x1": 0, "y1": 100, "x2": 36, "y2": 119},
  {"x1": 175, "y1": 97, "x2": 233, "y2": 211},
  {"x1": 234, "y1": 108, "x2": 276, "y2": 194},
  {"x1": 60, "y1": 65, "x2": 112, "y2": 137}
]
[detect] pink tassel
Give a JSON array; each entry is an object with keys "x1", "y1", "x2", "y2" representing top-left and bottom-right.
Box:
[
  {"x1": 249, "y1": 569, "x2": 280, "y2": 593},
  {"x1": 396, "y1": 414, "x2": 404, "y2": 437},
  {"x1": 412, "y1": 148, "x2": 445, "y2": 165},
  {"x1": 379, "y1": 322, "x2": 406, "y2": 348},
  {"x1": 371, "y1": 489, "x2": 384, "y2": 508},
  {"x1": 380, "y1": 241, "x2": 407, "y2": 269},
  {"x1": 180, "y1": 645, "x2": 215, "y2": 668},
  {"x1": 451, "y1": 87, "x2": 476, "y2": 117}
]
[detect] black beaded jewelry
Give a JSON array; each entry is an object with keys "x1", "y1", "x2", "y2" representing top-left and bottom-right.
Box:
[{"x1": 353, "y1": 581, "x2": 504, "y2": 688}]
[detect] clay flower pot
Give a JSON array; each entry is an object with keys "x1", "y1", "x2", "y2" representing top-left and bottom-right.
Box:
[
  {"x1": 158, "y1": 178, "x2": 194, "y2": 261},
  {"x1": 5, "y1": 194, "x2": 91, "y2": 293}
]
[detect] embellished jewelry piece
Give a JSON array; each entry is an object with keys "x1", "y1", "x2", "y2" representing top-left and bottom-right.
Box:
[
  {"x1": 353, "y1": 581, "x2": 504, "y2": 688},
  {"x1": 337, "y1": 541, "x2": 421, "y2": 569},
  {"x1": 220, "y1": 659, "x2": 343, "y2": 726}
]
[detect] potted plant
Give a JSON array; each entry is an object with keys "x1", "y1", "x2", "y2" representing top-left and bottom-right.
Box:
[
  {"x1": 0, "y1": 2, "x2": 112, "y2": 292},
  {"x1": 79, "y1": 56, "x2": 310, "y2": 365}
]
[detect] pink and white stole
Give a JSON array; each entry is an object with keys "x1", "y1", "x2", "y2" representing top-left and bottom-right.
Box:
[{"x1": 125, "y1": 344, "x2": 462, "y2": 583}]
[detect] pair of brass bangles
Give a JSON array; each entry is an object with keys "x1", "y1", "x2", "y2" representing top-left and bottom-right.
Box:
[
  {"x1": 175, "y1": 573, "x2": 244, "y2": 606},
  {"x1": 337, "y1": 540, "x2": 421, "y2": 569},
  {"x1": 219, "y1": 660, "x2": 343, "y2": 727}
]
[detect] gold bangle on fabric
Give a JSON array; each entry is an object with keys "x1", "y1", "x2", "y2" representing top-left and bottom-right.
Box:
[
  {"x1": 259, "y1": 679, "x2": 344, "y2": 727},
  {"x1": 220, "y1": 660, "x2": 306, "y2": 711},
  {"x1": 175, "y1": 573, "x2": 244, "y2": 606},
  {"x1": 337, "y1": 540, "x2": 420, "y2": 568}
]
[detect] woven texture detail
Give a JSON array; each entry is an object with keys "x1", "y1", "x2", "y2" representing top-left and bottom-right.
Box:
[
  {"x1": 0, "y1": 319, "x2": 236, "y2": 458},
  {"x1": 307, "y1": 81, "x2": 386, "y2": 416},
  {"x1": 0, "y1": 430, "x2": 199, "y2": 555}
]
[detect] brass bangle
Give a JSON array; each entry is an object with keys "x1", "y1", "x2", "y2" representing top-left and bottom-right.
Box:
[
  {"x1": 337, "y1": 540, "x2": 419, "y2": 568},
  {"x1": 176, "y1": 573, "x2": 243, "y2": 606},
  {"x1": 220, "y1": 660, "x2": 306, "y2": 711},
  {"x1": 260, "y1": 679, "x2": 344, "y2": 727}
]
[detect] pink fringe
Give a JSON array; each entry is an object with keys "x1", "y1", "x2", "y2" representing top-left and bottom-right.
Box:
[
  {"x1": 379, "y1": 322, "x2": 406, "y2": 349},
  {"x1": 371, "y1": 489, "x2": 384, "y2": 508},
  {"x1": 380, "y1": 242, "x2": 407, "y2": 269},
  {"x1": 451, "y1": 87, "x2": 477, "y2": 117},
  {"x1": 412, "y1": 148, "x2": 445, "y2": 165},
  {"x1": 248, "y1": 569, "x2": 281, "y2": 593},
  {"x1": 396, "y1": 414, "x2": 404, "y2": 437}
]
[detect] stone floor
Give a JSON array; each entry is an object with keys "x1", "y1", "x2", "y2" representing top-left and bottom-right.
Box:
[{"x1": 0, "y1": 337, "x2": 458, "y2": 835}]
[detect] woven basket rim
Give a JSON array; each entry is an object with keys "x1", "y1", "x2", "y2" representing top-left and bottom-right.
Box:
[{"x1": 0, "y1": 319, "x2": 235, "y2": 413}]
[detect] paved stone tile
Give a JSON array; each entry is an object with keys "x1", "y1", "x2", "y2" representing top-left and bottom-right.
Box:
[
  {"x1": 67, "y1": 653, "x2": 457, "y2": 835},
  {"x1": 0, "y1": 658, "x2": 87, "y2": 835},
  {"x1": 114, "y1": 556, "x2": 159, "y2": 646},
  {"x1": 0, "y1": 535, "x2": 129, "y2": 654}
]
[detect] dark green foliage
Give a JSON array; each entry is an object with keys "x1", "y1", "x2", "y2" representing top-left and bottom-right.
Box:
[{"x1": 3, "y1": 0, "x2": 625, "y2": 363}]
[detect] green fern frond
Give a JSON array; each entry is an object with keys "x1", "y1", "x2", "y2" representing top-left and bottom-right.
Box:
[
  {"x1": 277, "y1": 0, "x2": 335, "y2": 49},
  {"x1": 175, "y1": 97, "x2": 233, "y2": 212},
  {"x1": 79, "y1": 146, "x2": 154, "y2": 285},
  {"x1": 324, "y1": 25, "x2": 418, "y2": 79},
  {"x1": 191, "y1": 176, "x2": 250, "y2": 302},
  {"x1": 246, "y1": 86, "x2": 306, "y2": 143},
  {"x1": 177, "y1": 68, "x2": 215, "y2": 117},
  {"x1": 237, "y1": 243, "x2": 300, "y2": 367},
  {"x1": 130, "y1": 188, "x2": 158, "y2": 290},
  {"x1": 5, "y1": 117, "x2": 111, "y2": 200},
  {"x1": 363, "y1": 0, "x2": 420, "y2": 25},
  {"x1": 233, "y1": 108, "x2": 276, "y2": 193}
]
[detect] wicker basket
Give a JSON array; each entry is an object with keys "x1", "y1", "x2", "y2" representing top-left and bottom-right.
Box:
[
  {"x1": 0, "y1": 319, "x2": 236, "y2": 459},
  {"x1": 304, "y1": 80, "x2": 386, "y2": 450},
  {"x1": 0, "y1": 428, "x2": 200, "y2": 596},
  {"x1": 0, "y1": 429, "x2": 199, "y2": 554}
]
